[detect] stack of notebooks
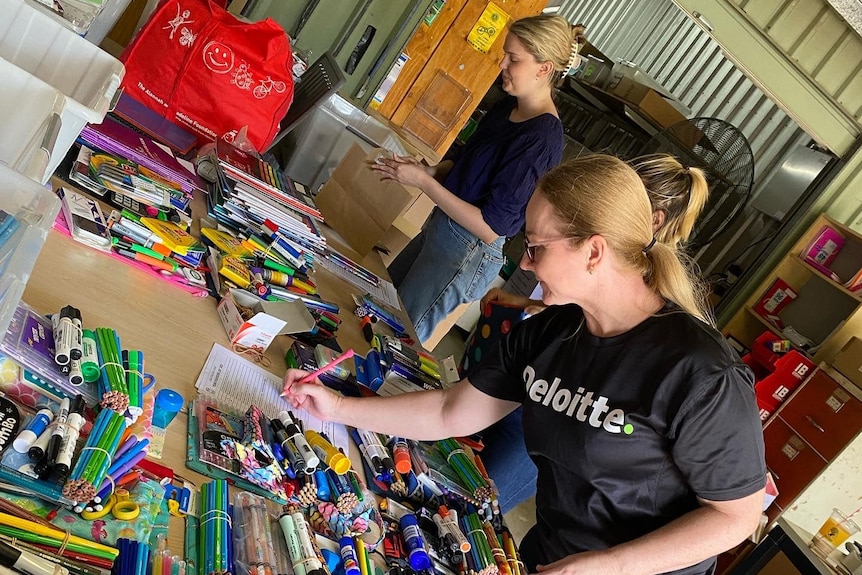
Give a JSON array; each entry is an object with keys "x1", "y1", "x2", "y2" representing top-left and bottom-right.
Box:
[
  {"x1": 209, "y1": 139, "x2": 326, "y2": 252},
  {"x1": 70, "y1": 116, "x2": 201, "y2": 215}
]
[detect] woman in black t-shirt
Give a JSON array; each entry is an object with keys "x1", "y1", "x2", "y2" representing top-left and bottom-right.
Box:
[{"x1": 283, "y1": 154, "x2": 766, "y2": 575}]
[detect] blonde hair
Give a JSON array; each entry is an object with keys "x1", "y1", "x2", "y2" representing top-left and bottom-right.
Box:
[
  {"x1": 509, "y1": 14, "x2": 587, "y2": 85},
  {"x1": 538, "y1": 154, "x2": 713, "y2": 326},
  {"x1": 631, "y1": 154, "x2": 710, "y2": 246}
]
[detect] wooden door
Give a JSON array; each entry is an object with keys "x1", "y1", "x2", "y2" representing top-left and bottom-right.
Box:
[{"x1": 378, "y1": 0, "x2": 546, "y2": 157}]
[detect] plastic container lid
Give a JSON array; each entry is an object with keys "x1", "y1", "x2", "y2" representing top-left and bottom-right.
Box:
[{"x1": 155, "y1": 389, "x2": 184, "y2": 413}]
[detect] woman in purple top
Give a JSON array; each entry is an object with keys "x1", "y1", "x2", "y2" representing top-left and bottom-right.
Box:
[{"x1": 372, "y1": 14, "x2": 584, "y2": 344}]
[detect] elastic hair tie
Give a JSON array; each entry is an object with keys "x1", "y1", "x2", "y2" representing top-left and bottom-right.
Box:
[{"x1": 642, "y1": 237, "x2": 657, "y2": 254}]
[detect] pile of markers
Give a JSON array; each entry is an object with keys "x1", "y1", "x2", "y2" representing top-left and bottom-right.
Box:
[
  {"x1": 12, "y1": 395, "x2": 85, "y2": 482},
  {"x1": 113, "y1": 539, "x2": 149, "y2": 575},
  {"x1": 199, "y1": 479, "x2": 232, "y2": 575},
  {"x1": 63, "y1": 408, "x2": 128, "y2": 502},
  {"x1": 204, "y1": 220, "x2": 345, "y2": 336},
  {"x1": 108, "y1": 211, "x2": 208, "y2": 291}
]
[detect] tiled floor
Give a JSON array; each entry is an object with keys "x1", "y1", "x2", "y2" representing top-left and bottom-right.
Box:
[{"x1": 432, "y1": 328, "x2": 537, "y2": 543}]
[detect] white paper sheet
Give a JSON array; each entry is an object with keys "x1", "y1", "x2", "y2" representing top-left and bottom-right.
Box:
[{"x1": 194, "y1": 343, "x2": 349, "y2": 451}]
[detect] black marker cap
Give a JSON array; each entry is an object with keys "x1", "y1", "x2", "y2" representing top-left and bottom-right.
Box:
[{"x1": 0, "y1": 538, "x2": 22, "y2": 567}]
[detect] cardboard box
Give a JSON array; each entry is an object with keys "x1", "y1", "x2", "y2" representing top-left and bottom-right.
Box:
[
  {"x1": 217, "y1": 289, "x2": 316, "y2": 353},
  {"x1": 833, "y1": 336, "x2": 862, "y2": 388},
  {"x1": 315, "y1": 144, "x2": 422, "y2": 256},
  {"x1": 606, "y1": 76, "x2": 687, "y2": 129}
]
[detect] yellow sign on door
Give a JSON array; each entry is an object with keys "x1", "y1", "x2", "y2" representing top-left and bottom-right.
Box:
[{"x1": 467, "y1": 2, "x2": 510, "y2": 54}]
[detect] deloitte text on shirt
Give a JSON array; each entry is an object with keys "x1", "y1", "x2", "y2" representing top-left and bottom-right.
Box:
[{"x1": 523, "y1": 365, "x2": 634, "y2": 435}]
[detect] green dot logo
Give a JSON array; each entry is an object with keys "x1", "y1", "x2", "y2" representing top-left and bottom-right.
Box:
[{"x1": 623, "y1": 423, "x2": 634, "y2": 435}]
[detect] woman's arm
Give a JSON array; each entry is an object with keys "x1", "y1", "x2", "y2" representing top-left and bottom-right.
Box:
[
  {"x1": 371, "y1": 156, "x2": 499, "y2": 244},
  {"x1": 282, "y1": 370, "x2": 518, "y2": 440},
  {"x1": 537, "y1": 490, "x2": 765, "y2": 575}
]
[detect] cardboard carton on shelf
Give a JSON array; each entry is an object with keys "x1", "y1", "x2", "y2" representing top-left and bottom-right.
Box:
[
  {"x1": 832, "y1": 336, "x2": 862, "y2": 388},
  {"x1": 606, "y1": 76, "x2": 688, "y2": 130},
  {"x1": 315, "y1": 144, "x2": 426, "y2": 256}
]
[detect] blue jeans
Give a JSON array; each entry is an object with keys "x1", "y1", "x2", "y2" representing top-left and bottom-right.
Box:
[
  {"x1": 481, "y1": 407, "x2": 537, "y2": 514},
  {"x1": 388, "y1": 209, "x2": 505, "y2": 343}
]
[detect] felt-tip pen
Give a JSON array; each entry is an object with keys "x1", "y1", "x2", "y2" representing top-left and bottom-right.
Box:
[
  {"x1": 0, "y1": 539, "x2": 70, "y2": 575},
  {"x1": 55, "y1": 395, "x2": 85, "y2": 477},
  {"x1": 34, "y1": 397, "x2": 69, "y2": 477}
]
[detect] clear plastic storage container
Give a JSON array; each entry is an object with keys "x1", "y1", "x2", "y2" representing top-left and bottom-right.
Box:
[
  {"x1": 0, "y1": 58, "x2": 65, "y2": 184},
  {"x1": 0, "y1": 164, "x2": 61, "y2": 336},
  {"x1": 0, "y1": 0, "x2": 124, "y2": 182}
]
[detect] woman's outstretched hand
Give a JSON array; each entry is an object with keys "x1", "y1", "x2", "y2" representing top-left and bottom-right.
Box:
[{"x1": 370, "y1": 154, "x2": 433, "y2": 189}]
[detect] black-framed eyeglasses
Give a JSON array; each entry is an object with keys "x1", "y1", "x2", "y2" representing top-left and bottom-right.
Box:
[{"x1": 523, "y1": 236, "x2": 575, "y2": 263}]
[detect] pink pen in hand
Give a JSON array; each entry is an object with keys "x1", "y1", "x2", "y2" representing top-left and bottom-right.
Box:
[{"x1": 282, "y1": 349, "x2": 355, "y2": 395}]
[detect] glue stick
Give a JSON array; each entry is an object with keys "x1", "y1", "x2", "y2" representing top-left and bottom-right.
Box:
[{"x1": 304, "y1": 430, "x2": 350, "y2": 474}]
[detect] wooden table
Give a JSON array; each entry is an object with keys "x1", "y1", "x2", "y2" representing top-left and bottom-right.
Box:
[{"x1": 21, "y1": 181, "x2": 415, "y2": 554}]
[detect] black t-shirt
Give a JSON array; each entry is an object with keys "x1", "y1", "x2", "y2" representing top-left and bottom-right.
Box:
[{"x1": 469, "y1": 304, "x2": 766, "y2": 575}]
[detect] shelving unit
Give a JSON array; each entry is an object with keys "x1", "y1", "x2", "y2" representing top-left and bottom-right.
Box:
[
  {"x1": 724, "y1": 213, "x2": 862, "y2": 365},
  {"x1": 724, "y1": 213, "x2": 862, "y2": 528}
]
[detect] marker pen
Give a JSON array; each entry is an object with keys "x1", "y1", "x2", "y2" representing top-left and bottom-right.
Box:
[
  {"x1": 58, "y1": 307, "x2": 76, "y2": 365},
  {"x1": 27, "y1": 414, "x2": 55, "y2": 461},
  {"x1": 51, "y1": 313, "x2": 69, "y2": 366},
  {"x1": 55, "y1": 395, "x2": 85, "y2": 477},
  {"x1": 34, "y1": 397, "x2": 69, "y2": 477},
  {"x1": 69, "y1": 308, "x2": 82, "y2": 361},
  {"x1": 271, "y1": 419, "x2": 307, "y2": 472},
  {"x1": 0, "y1": 539, "x2": 70, "y2": 575},
  {"x1": 278, "y1": 411, "x2": 319, "y2": 472},
  {"x1": 80, "y1": 329, "x2": 100, "y2": 383},
  {"x1": 68, "y1": 359, "x2": 83, "y2": 386}
]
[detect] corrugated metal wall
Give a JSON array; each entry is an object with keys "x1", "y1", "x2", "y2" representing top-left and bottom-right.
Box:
[
  {"x1": 556, "y1": 0, "x2": 820, "y2": 274},
  {"x1": 558, "y1": 0, "x2": 811, "y2": 201}
]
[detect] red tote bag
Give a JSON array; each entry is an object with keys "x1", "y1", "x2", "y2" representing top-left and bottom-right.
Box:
[{"x1": 121, "y1": 0, "x2": 294, "y2": 152}]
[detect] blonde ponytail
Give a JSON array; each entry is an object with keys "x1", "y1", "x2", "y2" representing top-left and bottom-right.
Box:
[
  {"x1": 630, "y1": 154, "x2": 710, "y2": 247},
  {"x1": 539, "y1": 154, "x2": 713, "y2": 326}
]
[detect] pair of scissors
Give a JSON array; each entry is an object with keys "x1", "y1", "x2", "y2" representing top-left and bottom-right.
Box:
[{"x1": 81, "y1": 489, "x2": 140, "y2": 521}]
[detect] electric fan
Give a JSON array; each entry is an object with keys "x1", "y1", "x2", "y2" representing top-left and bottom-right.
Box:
[{"x1": 639, "y1": 117, "x2": 755, "y2": 249}]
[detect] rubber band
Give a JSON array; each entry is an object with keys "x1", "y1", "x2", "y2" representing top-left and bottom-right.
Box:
[
  {"x1": 445, "y1": 448, "x2": 466, "y2": 463},
  {"x1": 57, "y1": 529, "x2": 72, "y2": 557},
  {"x1": 125, "y1": 368, "x2": 145, "y2": 380},
  {"x1": 100, "y1": 361, "x2": 125, "y2": 371},
  {"x1": 200, "y1": 509, "x2": 233, "y2": 528},
  {"x1": 291, "y1": 556, "x2": 322, "y2": 569},
  {"x1": 467, "y1": 528, "x2": 485, "y2": 538},
  {"x1": 232, "y1": 343, "x2": 272, "y2": 367},
  {"x1": 81, "y1": 446, "x2": 111, "y2": 461},
  {"x1": 104, "y1": 474, "x2": 116, "y2": 496}
]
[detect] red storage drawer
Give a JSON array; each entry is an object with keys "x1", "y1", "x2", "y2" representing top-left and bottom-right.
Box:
[
  {"x1": 763, "y1": 418, "x2": 826, "y2": 510},
  {"x1": 779, "y1": 370, "x2": 862, "y2": 460}
]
